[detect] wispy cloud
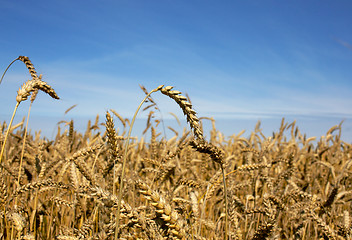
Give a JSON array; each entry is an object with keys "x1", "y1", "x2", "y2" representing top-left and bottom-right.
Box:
[{"x1": 334, "y1": 38, "x2": 352, "y2": 51}]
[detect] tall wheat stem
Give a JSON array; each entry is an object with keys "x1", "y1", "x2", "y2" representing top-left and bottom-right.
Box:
[
  {"x1": 12, "y1": 100, "x2": 34, "y2": 228},
  {"x1": 221, "y1": 165, "x2": 228, "y2": 240},
  {"x1": 114, "y1": 85, "x2": 163, "y2": 240},
  {"x1": 6, "y1": 103, "x2": 19, "y2": 240},
  {"x1": 0, "y1": 102, "x2": 20, "y2": 165},
  {"x1": 16, "y1": 101, "x2": 32, "y2": 188}
]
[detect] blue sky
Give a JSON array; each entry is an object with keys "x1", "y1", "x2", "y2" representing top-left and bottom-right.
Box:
[{"x1": 1, "y1": 1, "x2": 352, "y2": 141}]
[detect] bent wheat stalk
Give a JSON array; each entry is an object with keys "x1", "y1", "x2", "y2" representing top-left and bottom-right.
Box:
[
  {"x1": 115, "y1": 85, "x2": 164, "y2": 239},
  {"x1": 0, "y1": 55, "x2": 38, "y2": 85},
  {"x1": 0, "y1": 57, "x2": 20, "y2": 85}
]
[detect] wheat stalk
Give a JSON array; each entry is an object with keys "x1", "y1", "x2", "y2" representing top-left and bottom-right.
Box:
[{"x1": 114, "y1": 85, "x2": 163, "y2": 240}]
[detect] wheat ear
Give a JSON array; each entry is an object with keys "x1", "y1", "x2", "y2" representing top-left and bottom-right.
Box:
[
  {"x1": 160, "y1": 86, "x2": 203, "y2": 140},
  {"x1": 18, "y1": 56, "x2": 38, "y2": 79},
  {"x1": 136, "y1": 179, "x2": 185, "y2": 239},
  {"x1": 16, "y1": 78, "x2": 59, "y2": 103},
  {"x1": 105, "y1": 111, "x2": 121, "y2": 185},
  {"x1": 251, "y1": 223, "x2": 274, "y2": 240}
]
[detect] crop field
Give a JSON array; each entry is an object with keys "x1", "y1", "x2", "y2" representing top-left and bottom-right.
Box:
[{"x1": 0, "y1": 57, "x2": 351, "y2": 239}]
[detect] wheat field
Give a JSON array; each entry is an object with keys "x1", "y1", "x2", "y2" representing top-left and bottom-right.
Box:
[{"x1": 0, "y1": 57, "x2": 351, "y2": 240}]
